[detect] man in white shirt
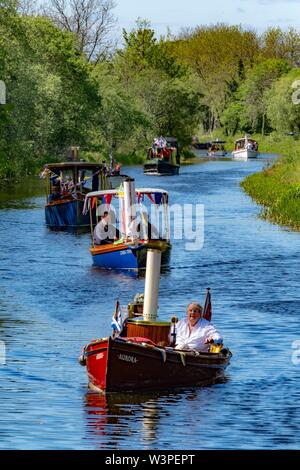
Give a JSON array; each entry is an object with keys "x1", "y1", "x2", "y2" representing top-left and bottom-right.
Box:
[
  {"x1": 94, "y1": 211, "x2": 120, "y2": 245},
  {"x1": 174, "y1": 302, "x2": 222, "y2": 352}
]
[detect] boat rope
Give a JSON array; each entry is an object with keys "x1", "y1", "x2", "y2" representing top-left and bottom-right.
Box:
[
  {"x1": 178, "y1": 351, "x2": 186, "y2": 366},
  {"x1": 159, "y1": 349, "x2": 167, "y2": 363}
]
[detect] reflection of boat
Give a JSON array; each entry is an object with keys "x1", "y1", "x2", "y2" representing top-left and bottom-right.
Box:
[
  {"x1": 80, "y1": 250, "x2": 232, "y2": 392},
  {"x1": 207, "y1": 139, "x2": 227, "y2": 157},
  {"x1": 41, "y1": 161, "x2": 106, "y2": 230},
  {"x1": 232, "y1": 136, "x2": 259, "y2": 160},
  {"x1": 144, "y1": 137, "x2": 180, "y2": 176},
  {"x1": 83, "y1": 178, "x2": 171, "y2": 271},
  {"x1": 84, "y1": 391, "x2": 162, "y2": 444}
]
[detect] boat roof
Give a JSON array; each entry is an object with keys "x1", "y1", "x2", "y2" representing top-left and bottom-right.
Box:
[
  {"x1": 86, "y1": 188, "x2": 169, "y2": 199},
  {"x1": 235, "y1": 137, "x2": 257, "y2": 143},
  {"x1": 165, "y1": 137, "x2": 178, "y2": 143},
  {"x1": 45, "y1": 162, "x2": 103, "y2": 170},
  {"x1": 211, "y1": 140, "x2": 226, "y2": 144}
]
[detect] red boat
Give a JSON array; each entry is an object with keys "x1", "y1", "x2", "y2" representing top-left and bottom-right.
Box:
[
  {"x1": 80, "y1": 249, "x2": 232, "y2": 393},
  {"x1": 83, "y1": 335, "x2": 231, "y2": 393}
]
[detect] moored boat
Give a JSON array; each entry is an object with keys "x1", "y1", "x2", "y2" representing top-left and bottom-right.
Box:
[
  {"x1": 80, "y1": 250, "x2": 232, "y2": 392},
  {"x1": 144, "y1": 137, "x2": 180, "y2": 176},
  {"x1": 232, "y1": 136, "x2": 259, "y2": 160},
  {"x1": 83, "y1": 178, "x2": 171, "y2": 271}
]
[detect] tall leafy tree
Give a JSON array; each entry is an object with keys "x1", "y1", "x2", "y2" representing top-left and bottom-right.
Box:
[
  {"x1": 266, "y1": 69, "x2": 300, "y2": 133},
  {"x1": 238, "y1": 59, "x2": 290, "y2": 134}
]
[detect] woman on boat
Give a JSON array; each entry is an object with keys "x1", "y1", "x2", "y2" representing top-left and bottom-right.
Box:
[{"x1": 174, "y1": 302, "x2": 222, "y2": 352}]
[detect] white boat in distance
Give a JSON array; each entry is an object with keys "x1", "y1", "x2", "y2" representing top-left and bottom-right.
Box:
[{"x1": 232, "y1": 136, "x2": 259, "y2": 160}]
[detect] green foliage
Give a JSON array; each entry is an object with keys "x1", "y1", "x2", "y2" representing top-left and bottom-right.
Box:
[
  {"x1": 0, "y1": 7, "x2": 101, "y2": 179},
  {"x1": 1, "y1": 8, "x2": 300, "y2": 179},
  {"x1": 237, "y1": 59, "x2": 290, "y2": 134},
  {"x1": 241, "y1": 144, "x2": 300, "y2": 230},
  {"x1": 266, "y1": 69, "x2": 300, "y2": 133}
]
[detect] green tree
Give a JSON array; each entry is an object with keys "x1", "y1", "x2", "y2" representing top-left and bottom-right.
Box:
[
  {"x1": 238, "y1": 59, "x2": 290, "y2": 134},
  {"x1": 266, "y1": 69, "x2": 300, "y2": 133}
]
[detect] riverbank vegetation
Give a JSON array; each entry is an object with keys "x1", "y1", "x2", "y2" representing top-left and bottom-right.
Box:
[
  {"x1": 241, "y1": 142, "x2": 300, "y2": 230},
  {"x1": 1, "y1": 1, "x2": 300, "y2": 184}
]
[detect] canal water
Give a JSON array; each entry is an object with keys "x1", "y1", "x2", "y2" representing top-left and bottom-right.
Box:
[{"x1": 0, "y1": 156, "x2": 300, "y2": 450}]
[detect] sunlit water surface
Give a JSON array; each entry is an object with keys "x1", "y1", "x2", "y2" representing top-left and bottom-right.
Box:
[{"x1": 0, "y1": 154, "x2": 300, "y2": 449}]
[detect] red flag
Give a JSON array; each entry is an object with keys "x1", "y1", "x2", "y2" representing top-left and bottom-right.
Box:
[
  {"x1": 104, "y1": 194, "x2": 113, "y2": 207},
  {"x1": 146, "y1": 193, "x2": 156, "y2": 204},
  {"x1": 203, "y1": 288, "x2": 212, "y2": 322}
]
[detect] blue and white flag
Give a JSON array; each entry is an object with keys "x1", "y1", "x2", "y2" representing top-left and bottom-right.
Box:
[{"x1": 111, "y1": 301, "x2": 123, "y2": 333}]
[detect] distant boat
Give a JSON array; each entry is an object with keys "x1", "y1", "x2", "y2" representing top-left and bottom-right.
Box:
[
  {"x1": 83, "y1": 178, "x2": 171, "y2": 271},
  {"x1": 41, "y1": 161, "x2": 106, "y2": 230},
  {"x1": 41, "y1": 146, "x2": 130, "y2": 230},
  {"x1": 232, "y1": 136, "x2": 259, "y2": 160},
  {"x1": 144, "y1": 137, "x2": 180, "y2": 176},
  {"x1": 207, "y1": 139, "x2": 227, "y2": 157}
]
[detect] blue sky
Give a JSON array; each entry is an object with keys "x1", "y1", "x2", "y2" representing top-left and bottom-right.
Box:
[{"x1": 115, "y1": 0, "x2": 300, "y2": 37}]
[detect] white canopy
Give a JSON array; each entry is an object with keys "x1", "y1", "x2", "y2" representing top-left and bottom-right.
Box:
[{"x1": 85, "y1": 188, "x2": 168, "y2": 199}]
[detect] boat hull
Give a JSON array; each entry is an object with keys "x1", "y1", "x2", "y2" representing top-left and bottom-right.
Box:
[
  {"x1": 45, "y1": 199, "x2": 94, "y2": 230},
  {"x1": 144, "y1": 159, "x2": 180, "y2": 176},
  {"x1": 207, "y1": 151, "x2": 227, "y2": 157},
  {"x1": 84, "y1": 337, "x2": 232, "y2": 392},
  {"x1": 232, "y1": 149, "x2": 259, "y2": 160},
  {"x1": 91, "y1": 240, "x2": 171, "y2": 270}
]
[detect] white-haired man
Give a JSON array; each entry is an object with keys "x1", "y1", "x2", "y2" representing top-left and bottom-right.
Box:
[{"x1": 174, "y1": 302, "x2": 222, "y2": 352}]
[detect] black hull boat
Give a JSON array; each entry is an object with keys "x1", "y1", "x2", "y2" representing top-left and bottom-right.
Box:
[
  {"x1": 42, "y1": 161, "x2": 106, "y2": 230},
  {"x1": 84, "y1": 336, "x2": 232, "y2": 393},
  {"x1": 80, "y1": 248, "x2": 232, "y2": 393},
  {"x1": 145, "y1": 137, "x2": 180, "y2": 176},
  {"x1": 144, "y1": 159, "x2": 180, "y2": 176}
]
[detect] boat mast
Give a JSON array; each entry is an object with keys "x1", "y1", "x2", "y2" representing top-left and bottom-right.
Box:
[
  {"x1": 123, "y1": 178, "x2": 137, "y2": 241},
  {"x1": 143, "y1": 249, "x2": 162, "y2": 321}
]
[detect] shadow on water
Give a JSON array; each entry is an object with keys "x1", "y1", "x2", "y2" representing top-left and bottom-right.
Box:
[{"x1": 0, "y1": 176, "x2": 45, "y2": 210}]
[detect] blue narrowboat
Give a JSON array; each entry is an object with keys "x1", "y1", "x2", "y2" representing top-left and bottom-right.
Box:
[{"x1": 41, "y1": 162, "x2": 106, "y2": 230}]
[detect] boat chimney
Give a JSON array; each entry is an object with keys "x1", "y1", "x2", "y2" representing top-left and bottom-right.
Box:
[
  {"x1": 124, "y1": 177, "x2": 137, "y2": 240},
  {"x1": 143, "y1": 249, "x2": 162, "y2": 321}
]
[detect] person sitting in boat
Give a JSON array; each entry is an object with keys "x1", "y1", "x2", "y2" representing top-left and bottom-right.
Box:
[
  {"x1": 113, "y1": 163, "x2": 121, "y2": 175},
  {"x1": 173, "y1": 302, "x2": 222, "y2": 352},
  {"x1": 162, "y1": 147, "x2": 170, "y2": 161},
  {"x1": 93, "y1": 211, "x2": 120, "y2": 245}
]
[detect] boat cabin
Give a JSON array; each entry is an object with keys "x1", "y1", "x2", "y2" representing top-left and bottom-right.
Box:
[
  {"x1": 208, "y1": 140, "x2": 226, "y2": 152},
  {"x1": 41, "y1": 162, "x2": 106, "y2": 230},
  {"x1": 234, "y1": 137, "x2": 258, "y2": 151},
  {"x1": 42, "y1": 162, "x2": 105, "y2": 204}
]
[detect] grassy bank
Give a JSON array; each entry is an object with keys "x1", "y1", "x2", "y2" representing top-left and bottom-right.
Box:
[{"x1": 240, "y1": 141, "x2": 300, "y2": 230}]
